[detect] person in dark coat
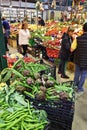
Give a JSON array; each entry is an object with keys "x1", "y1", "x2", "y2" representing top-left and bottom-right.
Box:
[
  {"x1": 71, "y1": 22, "x2": 87, "y2": 95},
  {"x1": 58, "y1": 27, "x2": 74, "y2": 78},
  {"x1": 38, "y1": 17, "x2": 45, "y2": 26}
]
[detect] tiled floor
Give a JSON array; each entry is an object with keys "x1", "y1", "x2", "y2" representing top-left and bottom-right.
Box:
[{"x1": 8, "y1": 45, "x2": 87, "y2": 130}]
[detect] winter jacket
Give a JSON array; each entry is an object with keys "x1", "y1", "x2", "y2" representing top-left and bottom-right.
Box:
[
  {"x1": 59, "y1": 32, "x2": 73, "y2": 60},
  {"x1": 74, "y1": 33, "x2": 87, "y2": 70}
]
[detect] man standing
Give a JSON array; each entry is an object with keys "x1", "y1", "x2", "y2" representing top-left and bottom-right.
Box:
[
  {"x1": 2, "y1": 17, "x2": 10, "y2": 53},
  {"x1": 71, "y1": 22, "x2": 87, "y2": 96},
  {"x1": 2, "y1": 17, "x2": 10, "y2": 39}
]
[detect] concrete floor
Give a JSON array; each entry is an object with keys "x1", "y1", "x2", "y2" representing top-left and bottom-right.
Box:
[{"x1": 8, "y1": 45, "x2": 87, "y2": 130}]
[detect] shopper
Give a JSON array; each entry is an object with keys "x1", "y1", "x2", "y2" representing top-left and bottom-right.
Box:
[
  {"x1": 2, "y1": 17, "x2": 10, "y2": 39},
  {"x1": 58, "y1": 27, "x2": 74, "y2": 78},
  {"x1": 38, "y1": 16, "x2": 45, "y2": 26},
  {"x1": 2, "y1": 27, "x2": 9, "y2": 54},
  {"x1": 18, "y1": 22, "x2": 31, "y2": 56},
  {"x1": 71, "y1": 22, "x2": 87, "y2": 95},
  {"x1": 4, "y1": 34, "x2": 9, "y2": 53}
]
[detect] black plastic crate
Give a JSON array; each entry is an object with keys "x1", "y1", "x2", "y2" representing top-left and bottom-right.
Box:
[
  {"x1": 25, "y1": 95, "x2": 74, "y2": 130},
  {"x1": 25, "y1": 81, "x2": 75, "y2": 130},
  {"x1": 36, "y1": 60, "x2": 56, "y2": 79},
  {"x1": 44, "y1": 123, "x2": 72, "y2": 130},
  {"x1": 31, "y1": 46, "x2": 41, "y2": 58},
  {"x1": 42, "y1": 46, "x2": 49, "y2": 60},
  {"x1": 28, "y1": 45, "x2": 41, "y2": 58}
]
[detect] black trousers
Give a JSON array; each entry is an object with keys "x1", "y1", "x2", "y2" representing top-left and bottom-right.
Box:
[
  {"x1": 22, "y1": 45, "x2": 28, "y2": 56},
  {"x1": 58, "y1": 59, "x2": 66, "y2": 75},
  {"x1": 4, "y1": 35, "x2": 9, "y2": 51}
]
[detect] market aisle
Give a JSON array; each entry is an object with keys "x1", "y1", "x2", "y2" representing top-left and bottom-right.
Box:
[
  {"x1": 8, "y1": 45, "x2": 87, "y2": 130},
  {"x1": 72, "y1": 91, "x2": 87, "y2": 130}
]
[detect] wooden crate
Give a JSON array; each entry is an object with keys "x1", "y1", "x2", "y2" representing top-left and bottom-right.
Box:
[
  {"x1": 12, "y1": 40, "x2": 17, "y2": 48},
  {"x1": 9, "y1": 39, "x2": 13, "y2": 47}
]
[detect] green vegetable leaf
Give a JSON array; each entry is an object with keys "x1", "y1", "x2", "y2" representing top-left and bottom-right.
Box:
[{"x1": 14, "y1": 92, "x2": 27, "y2": 106}]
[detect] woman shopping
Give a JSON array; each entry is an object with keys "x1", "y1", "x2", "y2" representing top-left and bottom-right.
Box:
[
  {"x1": 58, "y1": 27, "x2": 74, "y2": 78},
  {"x1": 18, "y1": 22, "x2": 31, "y2": 56}
]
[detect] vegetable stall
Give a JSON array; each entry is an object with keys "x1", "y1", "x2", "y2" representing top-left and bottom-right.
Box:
[{"x1": 0, "y1": 58, "x2": 75, "y2": 130}]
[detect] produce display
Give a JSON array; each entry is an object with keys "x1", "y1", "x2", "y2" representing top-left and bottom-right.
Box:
[
  {"x1": 0, "y1": 85, "x2": 48, "y2": 130},
  {"x1": 3, "y1": 53, "x2": 36, "y2": 68},
  {"x1": 0, "y1": 59, "x2": 75, "y2": 102},
  {"x1": 9, "y1": 21, "x2": 83, "y2": 60},
  {"x1": 0, "y1": 59, "x2": 75, "y2": 130},
  {"x1": 0, "y1": 4, "x2": 85, "y2": 130},
  {"x1": 1, "y1": 21, "x2": 78, "y2": 130}
]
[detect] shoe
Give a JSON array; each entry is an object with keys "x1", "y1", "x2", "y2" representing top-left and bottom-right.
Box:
[
  {"x1": 75, "y1": 91, "x2": 84, "y2": 100},
  {"x1": 24, "y1": 53, "x2": 28, "y2": 57},
  {"x1": 58, "y1": 71, "x2": 61, "y2": 74},
  {"x1": 77, "y1": 88, "x2": 84, "y2": 93},
  {"x1": 61, "y1": 75, "x2": 69, "y2": 79}
]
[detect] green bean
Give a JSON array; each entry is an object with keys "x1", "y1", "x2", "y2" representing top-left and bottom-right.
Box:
[
  {"x1": 24, "y1": 91, "x2": 34, "y2": 98},
  {"x1": 7, "y1": 112, "x2": 28, "y2": 122},
  {"x1": 0, "y1": 122, "x2": 10, "y2": 128},
  {"x1": 27, "y1": 100, "x2": 32, "y2": 115},
  {"x1": 6, "y1": 108, "x2": 27, "y2": 120},
  {"x1": 21, "y1": 121, "x2": 28, "y2": 130},
  {"x1": 11, "y1": 68, "x2": 25, "y2": 79},
  {"x1": 11, "y1": 127, "x2": 18, "y2": 130},
  {"x1": 5, "y1": 114, "x2": 27, "y2": 130}
]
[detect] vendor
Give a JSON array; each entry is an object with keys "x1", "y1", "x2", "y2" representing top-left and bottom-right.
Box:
[{"x1": 38, "y1": 17, "x2": 45, "y2": 26}]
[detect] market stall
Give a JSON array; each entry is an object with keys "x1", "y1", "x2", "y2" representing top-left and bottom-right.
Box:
[{"x1": 1, "y1": 0, "x2": 86, "y2": 130}]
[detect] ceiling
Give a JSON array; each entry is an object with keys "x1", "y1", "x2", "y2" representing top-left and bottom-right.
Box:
[{"x1": 14, "y1": 0, "x2": 36, "y2": 2}]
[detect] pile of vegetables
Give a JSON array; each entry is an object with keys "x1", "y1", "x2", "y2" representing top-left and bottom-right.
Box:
[
  {"x1": 4, "y1": 53, "x2": 36, "y2": 68},
  {"x1": 0, "y1": 59, "x2": 75, "y2": 102},
  {"x1": 0, "y1": 85, "x2": 48, "y2": 130}
]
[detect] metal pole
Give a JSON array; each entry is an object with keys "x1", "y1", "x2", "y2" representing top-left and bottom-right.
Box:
[{"x1": 36, "y1": 8, "x2": 38, "y2": 29}]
